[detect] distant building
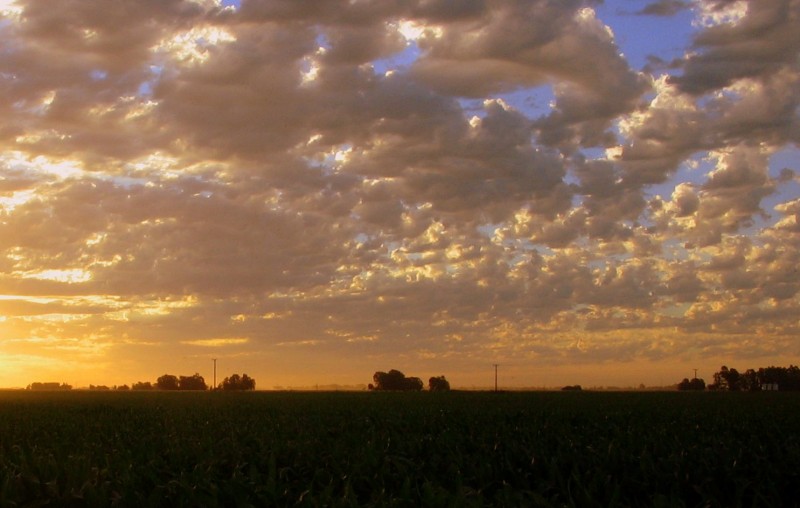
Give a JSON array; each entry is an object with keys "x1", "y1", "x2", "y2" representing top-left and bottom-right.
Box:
[{"x1": 762, "y1": 383, "x2": 779, "y2": 391}]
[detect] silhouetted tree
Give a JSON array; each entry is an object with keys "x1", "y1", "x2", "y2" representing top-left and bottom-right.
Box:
[
  {"x1": 178, "y1": 373, "x2": 208, "y2": 391},
  {"x1": 677, "y1": 378, "x2": 705, "y2": 391},
  {"x1": 132, "y1": 381, "x2": 154, "y2": 390},
  {"x1": 156, "y1": 374, "x2": 180, "y2": 390},
  {"x1": 115, "y1": 384, "x2": 130, "y2": 391},
  {"x1": 428, "y1": 375, "x2": 451, "y2": 391},
  {"x1": 561, "y1": 385, "x2": 582, "y2": 391},
  {"x1": 784, "y1": 365, "x2": 800, "y2": 390},
  {"x1": 712, "y1": 366, "x2": 742, "y2": 391},
  {"x1": 405, "y1": 376, "x2": 423, "y2": 391},
  {"x1": 220, "y1": 373, "x2": 256, "y2": 391},
  {"x1": 371, "y1": 369, "x2": 423, "y2": 391},
  {"x1": 742, "y1": 369, "x2": 759, "y2": 391}
]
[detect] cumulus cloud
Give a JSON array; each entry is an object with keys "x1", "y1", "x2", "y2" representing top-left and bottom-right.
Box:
[
  {"x1": 0, "y1": 0, "x2": 799, "y2": 388},
  {"x1": 671, "y1": 1, "x2": 800, "y2": 95}
]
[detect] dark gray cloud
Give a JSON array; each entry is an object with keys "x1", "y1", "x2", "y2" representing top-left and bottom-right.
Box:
[{"x1": 637, "y1": 0, "x2": 692, "y2": 17}]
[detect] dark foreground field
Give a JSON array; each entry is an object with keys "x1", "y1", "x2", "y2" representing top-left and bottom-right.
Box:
[{"x1": 0, "y1": 391, "x2": 798, "y2": 507}]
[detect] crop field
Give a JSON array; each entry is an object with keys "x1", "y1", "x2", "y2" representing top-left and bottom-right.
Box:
[{"x1": 0, "y1": 391, "x2": 799, "y2": 507}]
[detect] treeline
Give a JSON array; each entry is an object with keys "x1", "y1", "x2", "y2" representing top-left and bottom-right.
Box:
[
  {"x1": 133, "y1": 373, "x2": 256, "y2": 391},
  {"x1": 709, "y1": 365, "x2": 800, "y2": 391},
  {"x1": 27, "y1": 382, "x2": 72, "y2": 391},
  {"x1": 150, "y1": 373, "x2": 209, "y2": 391},
  {"x1": 369, "y1": 369, "x2": 451, "y2": 391},
  {"x1": 27, "y1": 373, "x2": 256, "y2": 391}
]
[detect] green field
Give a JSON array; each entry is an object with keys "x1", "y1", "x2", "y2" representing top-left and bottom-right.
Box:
[{"x1": 1, "y1": 391, "x2": 798, "y2": 507}]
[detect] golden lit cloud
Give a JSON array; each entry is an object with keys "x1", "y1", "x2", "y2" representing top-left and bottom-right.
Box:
[
  {"x1": 153, "y1": 26, "x2": 236, "y2": 65},
  {"x1": 181, "y1": 338, "x2": 250, "y2": 347},
  {"x1": 19, "y1": 269, "x2": 92, "y2": 284}
]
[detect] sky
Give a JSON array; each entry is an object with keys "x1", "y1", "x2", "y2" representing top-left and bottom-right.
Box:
[{"x1": 1, "y1": 0, "x2": 799, "y2": 390}]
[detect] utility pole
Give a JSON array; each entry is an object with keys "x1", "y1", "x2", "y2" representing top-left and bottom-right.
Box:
[
  {"x1": 493, "y1": 364, "x2": 499, "y2": 392},
  {"x1": 693, "y1": 368, "x2": 698, "y2": 380},
  {"x1": 213, "y1": 358, "x2": 217, "y2": 390}
]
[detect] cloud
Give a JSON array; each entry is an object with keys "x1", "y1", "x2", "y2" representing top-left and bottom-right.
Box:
[
  {"x1": 0, "y1": 0, "x2": 799, "y2": 388},
  {"x1": 671, "y1": 1, "x2": 800, "y2": 95},
  {"x1": 182, "y1": 337, "x2": 249, "y2": 347},
  {"x1": 637, "y1": 1, "x2": 693, "y2": 17}
]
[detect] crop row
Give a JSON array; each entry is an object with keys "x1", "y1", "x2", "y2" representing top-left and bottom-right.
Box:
[{"x1": 0, "y1": 391, "x2": 798, "y2": 506}]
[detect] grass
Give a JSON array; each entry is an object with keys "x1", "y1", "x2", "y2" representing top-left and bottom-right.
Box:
[{"x1": 0, "y1": 390, "x2": 798, "y2": 506}]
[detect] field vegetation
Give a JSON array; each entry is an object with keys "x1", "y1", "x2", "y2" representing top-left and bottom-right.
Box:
[{"x1": 0, "y1": 390, "x2": 798, "y2": 506}]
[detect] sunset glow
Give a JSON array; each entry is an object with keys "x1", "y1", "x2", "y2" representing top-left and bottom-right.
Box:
[{"x1": 1, "y1": 0, "x2": 798, "y2": 389}]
